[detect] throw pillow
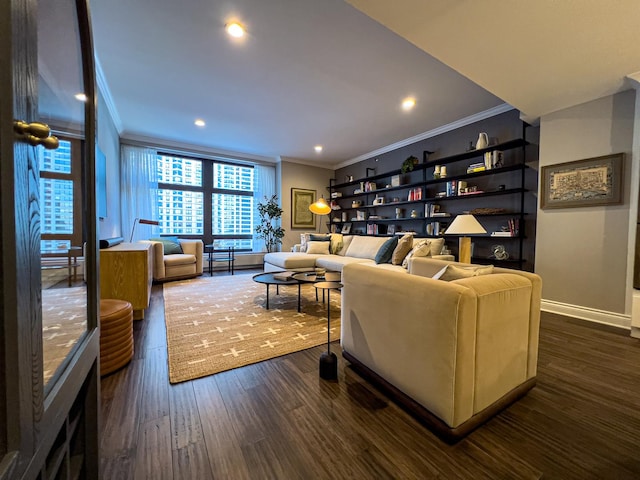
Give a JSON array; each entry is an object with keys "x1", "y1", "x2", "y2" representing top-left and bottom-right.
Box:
[
  {"x1": 391, "y1": 233, "x2": 414, "y2": 265},
  {"x1": 337, "y1": 235, "x2": 354, "y2": 256},
  {"x1": 401, "y1": 240, "x2": 430, "y2": 269},
  {"x1": 151, "y1": 236, "x2": 183, "y2": 255},
  {"x1": 305, "y1": 241, "x2": 330, "y2": 255},
  {"x1": 309, "y1": 234, "x2": 331, "y2": 242},
  {"x1": 433, "y1": 264, "x2": 494, "y2": 281},
  {"x1": 374, "y1": 236, "x2": 398, "y2": 264},
  {"x1": 344, "y1": 236, "x2": 390, "y2": 260},
  {"x1": 426, "y1": 237, "x2": 445, "y2": 257},
  {"x1": 299, "y1": 233, "x2": 312, "y2": 252},
  {"x1": 329, "y1": 233, "x2": 344, "y2": 255}
]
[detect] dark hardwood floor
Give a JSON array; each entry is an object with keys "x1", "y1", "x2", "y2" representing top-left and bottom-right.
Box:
[{"x1": 100, "y1": 270, "x2": 640, "y2": 479}]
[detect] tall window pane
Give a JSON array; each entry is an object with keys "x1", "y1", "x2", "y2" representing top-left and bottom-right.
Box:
[
  {"x1": 213, "y1": 163, "x2": 253, "y2": 191},
  {"x1": 158, "y1": 189, "x2": 203, "y2": 235},
  {"x1": 40, "y1": 178, "x2": 74, "y2": 234},
  {"x1": 157, "y1": 154, "x2": 202, "y2": 186},
  {"x1": 40, "y1": 139, "x2": 72, "y2": 173}
]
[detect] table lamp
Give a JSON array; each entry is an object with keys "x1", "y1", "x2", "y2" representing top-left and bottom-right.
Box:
[
  {"x1": 444, "y1": 214, "x2": 486, "y2": 264},
  {"x1": 309, "y1": 196, "x2": 331, "y2": 233},
  {"x1": 129, "y1": 218, "x2": 159, "y2": 242}
]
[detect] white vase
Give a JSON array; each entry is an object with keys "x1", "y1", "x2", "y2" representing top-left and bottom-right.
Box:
[{"x1": 475, "y1": 132, "x2": 488, "y2": 150}]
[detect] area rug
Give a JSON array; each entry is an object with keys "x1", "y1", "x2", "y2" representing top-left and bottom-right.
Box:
[{"x1": 163, "y1": 273, "x2": 341, "y2": 383}]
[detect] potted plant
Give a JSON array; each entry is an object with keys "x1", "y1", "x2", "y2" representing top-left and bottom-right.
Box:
[
  {"x1": 401, "y1": 155, "x2": 419, "y2": 174},
  {"x1": 255, "y1": 194, "x2": 285, "y2": 253}
]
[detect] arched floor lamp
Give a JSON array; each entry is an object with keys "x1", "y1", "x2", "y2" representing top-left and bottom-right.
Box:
[{"x1": 309, "y1": 196, "x2": 331, "y2": 233}]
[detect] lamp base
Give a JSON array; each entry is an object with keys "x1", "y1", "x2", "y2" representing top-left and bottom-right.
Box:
[
  {"x1": 458, "y1": 236, "x2": 472, "y2": 264},
  {"x1": 319, "y1": 351, "x2": 338, "y2": 380}
]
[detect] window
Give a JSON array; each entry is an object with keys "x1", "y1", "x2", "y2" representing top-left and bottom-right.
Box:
[
  {"x1": 156, "y1": 154, "x2": 255, "y2": 249},
  {"x1": 39, "y1": 138, "x2": 83, "y2": 252}
]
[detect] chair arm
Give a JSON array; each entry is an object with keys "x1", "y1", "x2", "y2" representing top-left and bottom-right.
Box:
[
  {"x1": 178, "y1": 239, "x2": 204, "y2": 274},
  {"x1": 139, "y1": 240, "x2": 166, "y2": 280}
]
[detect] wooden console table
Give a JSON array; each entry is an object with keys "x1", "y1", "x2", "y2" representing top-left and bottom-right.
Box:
[{"x1": 100, "y1": 242, "x2": 152, "y2": 320}]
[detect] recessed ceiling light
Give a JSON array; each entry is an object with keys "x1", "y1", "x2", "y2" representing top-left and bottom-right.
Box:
[
  {"x1": 402, "y1": 97, "x2": 416, "y2": 110},
  {"x1": 75, "y1": 93, "x2": 87, "y2": 102},
  {"x1": 226, "y1": 22, "x2": 245, "y2": 38},
  {"x1": 314, "y1": 145, "x2": 323, "y2": 153},
  {"x1": 194, "y1": 119, "x2": 206, "y2": 127}
]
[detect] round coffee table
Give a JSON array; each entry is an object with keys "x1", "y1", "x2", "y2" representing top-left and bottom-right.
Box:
[{"x1": 252, "y1": 272, "x2": 302, "y2": 311}]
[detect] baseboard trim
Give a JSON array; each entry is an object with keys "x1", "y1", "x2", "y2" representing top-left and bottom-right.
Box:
[{"x1": 541, "y1": 299, "x2": 631, "y2": 330}]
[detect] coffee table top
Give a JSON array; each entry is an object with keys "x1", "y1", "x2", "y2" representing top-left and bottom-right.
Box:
[
  {"x1": 252, "y1": 272, "x2": 299, "y2": 286},
  {"x1": 292, "y1": 271, "x2": 341, "y2": 283}
]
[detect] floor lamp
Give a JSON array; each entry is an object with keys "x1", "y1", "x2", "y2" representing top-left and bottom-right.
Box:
[
  {"x1": 309, "y1": 196, "x2": 331, "y2": 233},
  {"x1": 129, "y1": 218, "x2": 159, "y2": 242},
  {"x1": 444, "y1": 214, "x2": 486, "y2": 264}
]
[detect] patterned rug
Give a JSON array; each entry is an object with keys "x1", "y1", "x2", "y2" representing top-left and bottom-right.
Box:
[{"x1": 163, "y1": 273, "x2": 341, "y2": 383}]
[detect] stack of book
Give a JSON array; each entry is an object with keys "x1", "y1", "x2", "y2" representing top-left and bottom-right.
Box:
[
  {"x1": 273, "y1": 271, "x2": 295, "y2": 281},
  {"x1": 467, "y1": 162, "x2": 486, "y2": 174},
  {"x1": 490, "y1": 218, "x2": 519, "y2": 237}
]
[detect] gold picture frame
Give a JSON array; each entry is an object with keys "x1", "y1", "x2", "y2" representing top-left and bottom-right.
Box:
[
  {"x1": 291, "y1": 188, "x2": 316, "y2": 229},
  {"x1": 540, "y1": 153, "x2": 623, "y2": 209}
]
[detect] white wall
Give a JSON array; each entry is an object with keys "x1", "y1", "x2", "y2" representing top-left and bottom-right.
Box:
[
  {"x1": 279, "y1": 159, "x2": 334, "y2": 251},
  {"x1": 536, "y1": 90, "x2": 636, "y2": 328},
  {"x1": 96, "y1": 90, "x2": 121, "y2": 239}
]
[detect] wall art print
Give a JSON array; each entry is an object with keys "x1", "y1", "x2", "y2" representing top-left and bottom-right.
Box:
[
  {"x1": 291, "y1": 188, "x2": 316, "y2": 229},
  {"x1": 540, "y1": 153, "x2": 623, "y2": 209}
]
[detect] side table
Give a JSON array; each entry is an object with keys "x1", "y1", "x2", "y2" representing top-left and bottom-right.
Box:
[
  {"x1": 314, "y1": 281, "x2": 342, "y2": 380},
  {"x1": 205, "y1": 245, "x2": 235, "y2": 276}
]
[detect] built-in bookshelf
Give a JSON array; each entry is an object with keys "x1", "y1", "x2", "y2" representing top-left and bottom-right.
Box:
[{"x1": 329, "y1": 127, "x2": 537, "y2": 270}]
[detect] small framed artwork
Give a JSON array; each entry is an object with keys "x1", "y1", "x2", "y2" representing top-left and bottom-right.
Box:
[
  {"x1": 387, "y1": 224, "x2": 396, "y2": 235},
  {"x1": 291, "y1": 188, "x2": 316, "y2": 229},
  {"x1": 540, "y1": 153, "x2": 623, "y2": 209},
  {"x1": 341, "y1": 223, "x2": 352, "y2": 234}
]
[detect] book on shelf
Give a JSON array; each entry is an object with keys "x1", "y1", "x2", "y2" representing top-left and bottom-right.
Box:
[
  {"x1": 490, "y1": 232, "x2": 514, "y2": 237},
  {"x1": 273, "y1": 271, "x2": 295, "y2": 281}
]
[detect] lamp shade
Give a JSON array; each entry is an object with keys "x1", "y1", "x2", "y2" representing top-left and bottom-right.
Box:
[
  {"x1": 309, "y1": 197, "x2": 331, "y2": 215},
  {"x1": 444, "y1": 214, "x2": 486, "y2": 235}
]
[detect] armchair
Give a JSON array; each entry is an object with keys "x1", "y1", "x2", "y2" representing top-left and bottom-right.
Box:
[{"x1": 139, "y1": 238, "x2": 203, "y2": 282}]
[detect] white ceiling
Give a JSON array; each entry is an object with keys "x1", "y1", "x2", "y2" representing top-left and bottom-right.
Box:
[
  {"x1": 347, "y1": 0, "x2": 640, "y2": 124},
  {"x1": 90, "y1": 0, "x2": 640, "y2": 168}
]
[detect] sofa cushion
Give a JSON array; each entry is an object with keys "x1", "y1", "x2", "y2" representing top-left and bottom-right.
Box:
[
  {"x1": 426, "y1": 237, "x2": 445, "y2": 256},
  {"x1": 330, "y1": 233, "x2": 344, "y2": 255},
  {"x1": 315, "y1": 255, "x2": 373, "y2": 272},
  {"x1": 401, "y1": 239, "x2": 431, "y2": 268},
  {"x1": 336, "y1": 235, "x2": 354, "y2": 256},
  {"x1": 163, "y1": 253, "x2": 195, "y2": 267},
  {"x1": 345, "y1": 236, "x2": 390, "y2": 260},
  {"x1": 375, "y1": 236, "x2": 398, "y2": 264},
  {"x1": 433, "y1": 264, "x2": 494, "y2": 281},
  {"x1": 151, "y1": 236, "x2": 183, "y2": 255},
  {"x1": 310, "y1": 234, "x2": 331, "y2": 242},
  {"x1": 264, "y1": 252, "x2": 320, "y2": 270},
  {"x1": 306, "y1": 241, "x2": 330, "y2": 255},
  {"x1": 391, "y1": 233, "x2": 414, "y2": 265}
]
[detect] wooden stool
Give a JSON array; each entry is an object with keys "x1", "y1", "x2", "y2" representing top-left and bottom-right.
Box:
[{"x1": 100, "y1": 299, "x2": 134, "y2": 376}]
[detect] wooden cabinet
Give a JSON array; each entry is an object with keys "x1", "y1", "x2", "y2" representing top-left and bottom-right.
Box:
[
  {"x1": 329, "y1": 126, "x2": 537, "y2": 270},
  {"x1": 100, "y1": 243, "x2": 153, "y2": 319}
]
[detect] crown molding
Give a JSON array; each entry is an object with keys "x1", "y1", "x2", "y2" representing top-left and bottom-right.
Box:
[
  {"x1": 334, "y1": 103, "x2": 515, "y2": 169},
  {"x1": 120, "y1": 133, "x2": 279, "y2": 165},
  {"x1": 95, "y1": 55, "x2": 123, "y2": 133}
]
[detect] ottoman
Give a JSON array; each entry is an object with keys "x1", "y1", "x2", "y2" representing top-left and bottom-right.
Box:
[{"x1": 100, "y1": 298, "x2": 134, "y2": 376}]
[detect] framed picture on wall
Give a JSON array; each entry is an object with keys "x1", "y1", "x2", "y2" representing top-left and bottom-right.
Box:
[
  {"x1": 540, "y1": 153, "x2": 623, "y2": 209},
  {"x1": 291, "y1": 188, "x2": 316, "y2": 229}
]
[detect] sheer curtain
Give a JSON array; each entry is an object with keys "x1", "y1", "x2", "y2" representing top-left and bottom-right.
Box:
[
  {"x1": 120, "y1": 145, "x2": 159, "y2": 242},
  {"x1": 253, "y1": 164, "x2": 276, "y2": 252}
]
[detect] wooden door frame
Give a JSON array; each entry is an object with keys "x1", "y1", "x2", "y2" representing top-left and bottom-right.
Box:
[{"x1": 0, "y1": 0, "x2": 100, "y2": 478}]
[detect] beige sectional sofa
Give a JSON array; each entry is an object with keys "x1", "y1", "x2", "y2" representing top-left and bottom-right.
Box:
[
  {"x1": 263, "y1": 234, "x2": 453, "y2": 274},
  {"x1": 340, "y1": 256, "x2": 542, "y2": 443}
]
